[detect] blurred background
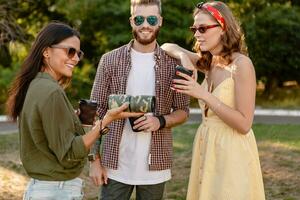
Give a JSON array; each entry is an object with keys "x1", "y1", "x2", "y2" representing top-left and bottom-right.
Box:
[
  {"x1": 0, "y1": 1, "x2": 300, "y2": 199},
  {"x1": 0, "y1": 0, "x2": 300, "y2": 112}
]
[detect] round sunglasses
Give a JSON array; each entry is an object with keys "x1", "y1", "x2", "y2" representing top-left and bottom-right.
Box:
[
  {"x1": 190, "y1": 24, "x2": 220, "y2": 34},
  {"x1": 133, "y1": 15, "x2": 159, "y2": 26},
  {"x1": 50, "y1": 45, "x2": 84, "y2": 60}
]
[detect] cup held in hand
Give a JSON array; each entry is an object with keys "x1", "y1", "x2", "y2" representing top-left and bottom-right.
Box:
[
  {"x1": 129, "y1": 115, "x2": 144, "y2": 132},
  {"x1": 78, "y1": 99, "x2": 98, "y2": 125}
]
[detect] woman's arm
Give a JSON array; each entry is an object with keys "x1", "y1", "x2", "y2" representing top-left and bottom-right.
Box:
[
  {"x1": 172, "y1": 56, "x2": 256, "y2": 134},
  {"x1": 204, "y1": 57, "x2": 256, "y2": 134},
  {"x1": 161, "y1": 43, "x2": 200, "y2": 69},
  {"x1": 82, "y1": 103, "x2": 142, "y2": 150}
]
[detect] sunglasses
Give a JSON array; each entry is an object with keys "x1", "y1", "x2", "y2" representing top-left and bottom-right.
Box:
[
  {"x1": 50, "y1": 45, "x2": 84, "y2": 60},
  {"x1": 133, "y1": 15, "x2": 159, "y2": 26},
  {"x1": 196, "y1": 2, "x2": 205, "y2": 9},
  {"x1": 189, "y1": 24, "x2": 220, "y2": 34}
]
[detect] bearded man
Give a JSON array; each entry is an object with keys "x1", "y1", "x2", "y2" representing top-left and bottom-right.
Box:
[{"x1": 89, "y1": 0, "x2": 189, "y2": 199}]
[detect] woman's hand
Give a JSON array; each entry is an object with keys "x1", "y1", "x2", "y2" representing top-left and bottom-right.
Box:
[
  {"x1": 89, "y1": 160, "x2": 108, "y2": 186},
  {"x1": 104, "y1": 103, "x2": 143, "y2": 124},
  {"x1": 171, "y1": 71, "x2": 208, "y2": 100}
]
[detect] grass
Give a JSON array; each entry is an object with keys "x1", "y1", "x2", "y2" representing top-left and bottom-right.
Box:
[
  {"x1": 255, "y1": 87, "x2": 300, "y2": 109},
  {"x1": 253, "y1": 124, "x2": 300, "y2": 148},
  {"x1": 0, "y1": 124, "x2": 300, "y2": 200}
]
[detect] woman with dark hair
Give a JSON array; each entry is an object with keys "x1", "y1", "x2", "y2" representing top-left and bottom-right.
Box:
[
  {"x1": 6, "y1": 22, "x2": 141, "y2": 199},
  {"x1": 162, "y1": 1, "x2": 265, "y2": 199}
]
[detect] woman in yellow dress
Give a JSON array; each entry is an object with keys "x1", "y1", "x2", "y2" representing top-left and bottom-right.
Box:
[{"x1": 162, "y1": 1, "x2": 265, "y2": 199}]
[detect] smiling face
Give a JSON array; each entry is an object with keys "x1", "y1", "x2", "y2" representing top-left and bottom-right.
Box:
[
  {"x1": 43, "y1": 36, "x2": 80, "y2": 80},
  {"x1": 193, "y1": 11, "x2": 223, "y2": 54},
  {"x1": 130, "y1": 4, "x2": 162, "y2": 45}
]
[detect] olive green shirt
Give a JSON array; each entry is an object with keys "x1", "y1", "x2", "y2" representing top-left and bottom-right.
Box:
[{"x1": 19, "y1": 72, "x2": 87, "y2": 181}]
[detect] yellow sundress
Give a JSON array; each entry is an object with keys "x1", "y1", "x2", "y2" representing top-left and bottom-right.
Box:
[{"x1": 186, "y1": 62, "x2": 265, "y2": 200}]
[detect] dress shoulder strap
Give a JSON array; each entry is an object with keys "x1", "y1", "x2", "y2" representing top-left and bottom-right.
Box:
[{"x1": 224, "y1": 55, "x2": 244, "y2": 78}]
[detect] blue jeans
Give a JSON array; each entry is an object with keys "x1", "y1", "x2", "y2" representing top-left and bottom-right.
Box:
[{"x1": 23, "y1": 178, "x2": 84, "y2": 200}]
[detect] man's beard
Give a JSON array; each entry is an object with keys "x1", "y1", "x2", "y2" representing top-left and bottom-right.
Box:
[{"x1": 132, "y1": 27, "x2": 160, "y2": 45}]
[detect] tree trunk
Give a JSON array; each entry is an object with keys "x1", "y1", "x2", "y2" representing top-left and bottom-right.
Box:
[
  {"x1": 263, "y1": 76, "x2": 278, "y2": 99},
  {"x1": 0, "y1": 44, "x2": 12, "y2": 68}
]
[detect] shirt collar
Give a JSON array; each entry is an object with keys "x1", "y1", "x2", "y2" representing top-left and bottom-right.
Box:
[
  {"x1": 125, "y1": 39, "x2": 164, "y2": 62},
  {"x1": 36, "y1": 72, "x2": 58, "y2": 83}
]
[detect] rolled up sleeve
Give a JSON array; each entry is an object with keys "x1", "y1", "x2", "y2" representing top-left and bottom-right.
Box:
[{"x1": 172, "y1": 91, "x2": 190, "y2": 115}]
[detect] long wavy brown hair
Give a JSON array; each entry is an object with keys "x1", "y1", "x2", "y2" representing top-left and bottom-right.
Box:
[
  {"x1": 6, "y1": 22, "x2": 80, "y2": 121},
  {"x1": 193, "y1": 1, "x2": 247, "y2": 71}
]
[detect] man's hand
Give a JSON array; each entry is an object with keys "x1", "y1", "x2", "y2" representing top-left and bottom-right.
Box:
[
  {"x1": 133, "y1": 115, "x2": 160, "y2": 132},
  {"x1": 89, "y1": 159, "x2": 108, "y2": 186}
]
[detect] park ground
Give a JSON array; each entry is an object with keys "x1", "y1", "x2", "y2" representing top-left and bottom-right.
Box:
[{"x1": 0, "y1": 123, "x2": 299, "y2": 200}]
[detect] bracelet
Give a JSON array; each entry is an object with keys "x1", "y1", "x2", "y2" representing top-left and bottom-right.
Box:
[
  {"x1": 156, "y1": 115, "x2": 166, "y2": 130},
  {"x1": 99, "y1": 120, "x2": 110, "y2": 136},
  {"x1": 215, "y1": 102, "x2": 222, "y2": 111}
]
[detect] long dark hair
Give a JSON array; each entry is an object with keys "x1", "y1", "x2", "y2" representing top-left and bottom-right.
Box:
[
  {"x1": 193, "y1": 1, "x2": 247, "y2": 71},
  {"x1": 6, "y1": 22, "x2": 80, "y2": 121}
]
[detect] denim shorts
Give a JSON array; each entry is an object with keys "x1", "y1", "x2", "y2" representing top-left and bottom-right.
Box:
[{"x1": 23, "y1": 177, "x2": 84, "y2": 200}]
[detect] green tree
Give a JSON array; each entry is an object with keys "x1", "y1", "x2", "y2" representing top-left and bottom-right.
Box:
[
  {"x1": 0, "y1": 0, "x2": 68, "y2": 67},
  {"x1": 0, "y1": 0, "x2": 68, "y2": 113},
  {"x1": 0, "y1": 0, "x2": 26, "y2": 68},
  {"x1": 244, "y1": 4, "x2": 300, "y2": 95},
  {"x1": 56, "y1": 0, "x2": 132, "y2": 65}
]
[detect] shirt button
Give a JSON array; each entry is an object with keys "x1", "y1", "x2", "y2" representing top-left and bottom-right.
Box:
[{"x1": 156, "y1": 80, "x2": 159, "y2": 83}]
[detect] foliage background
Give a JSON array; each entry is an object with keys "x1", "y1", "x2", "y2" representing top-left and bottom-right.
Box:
[{"x1": 0, "y1": 0, "x2": 300, "y2": 113}]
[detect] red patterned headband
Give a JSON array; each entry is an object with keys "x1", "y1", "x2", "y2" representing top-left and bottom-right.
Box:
[{"x1": 196, "y1": 2, "x2": 226, "y2": 30}]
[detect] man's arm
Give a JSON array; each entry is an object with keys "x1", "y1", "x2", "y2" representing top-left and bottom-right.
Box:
[
  {"x1": 133, "y1": 109, "x2": 188, "y2": 132},
  {"x1": 164, "y1": 109, "x2": 188, "y2": 128},
  {"x1": 89, "y1": 55, "x2": 110, "y2": 185}
]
